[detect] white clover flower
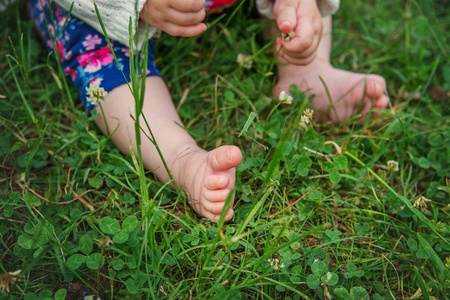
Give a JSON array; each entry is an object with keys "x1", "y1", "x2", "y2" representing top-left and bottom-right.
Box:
[
  {"x1": 300, "y1": 108, "x2": 313, "y2": 124},
  {"x1": 387, "y1": 160, "x2": 399, "y2": 172},
  {"x1": 236, "y1": 53, "x2": 253, "y2": 69},
  {"x1": 281, "y1": 30, "x2": 296, "y2": 41},
  {"x1": 303, "y1": 108, "x2": 313, "y2": 120},
  {"x1": 268, "y1": 257, "x2": 284, "y2": 271},
  {"x1": 300, "y1": 115, "x2": 310, "y2": 124},
  {"x1": 0, "y1": 270, "x2": 20, "y2": 293},
  {"x1": 86, "y1": 83, "x2": 108, "y2": 105},
  {"x1": 412, "y1": 195, "x2": 432, "y2": 211},
  {"x1": 278, "y1": 90, "x2": 293, "y2": 104}
]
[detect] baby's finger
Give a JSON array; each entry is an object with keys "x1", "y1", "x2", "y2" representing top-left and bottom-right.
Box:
[
  {"x1": 274, "y1": 2, "x2": 297, "y2": 33},
  {"x1": 277, "y1": 35, "x2": 320, "y2": 65},
  {"x1": 163, "y1": 22, "x2": 207, "y2": 37},
  {"x1": 166, "y1": 8, "x2": 206, "y2": 26},
  {"x1": 281, "y1": 50, "x2": 317, "y2": 65},
  {"x1": 170, "y1": 0, "x2": 206, "y2": 13},
  {"x1": 289, "y1": 34, "x2": 319, "y2": 58}
]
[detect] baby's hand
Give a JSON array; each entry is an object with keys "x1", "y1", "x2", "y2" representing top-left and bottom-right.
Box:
[
  {"x1": 140, "y1": 0, "x2": 207, "y2": 37},
  {"x1": 273, "y1": 0, "x2": 323, "y2": 65}
]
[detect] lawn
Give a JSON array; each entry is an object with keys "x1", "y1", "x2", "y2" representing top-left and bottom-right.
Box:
[{"x1": 1, "y1": 0, "x2": 449, "y2": 299}]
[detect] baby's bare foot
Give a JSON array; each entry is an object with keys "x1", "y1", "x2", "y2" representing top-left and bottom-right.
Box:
[
  {"x1": 276, "y1": 59, "x2": 389, "y2": 123},
  {"x1": 175, "y1": 145, "x2": 242, "y2": 222}
]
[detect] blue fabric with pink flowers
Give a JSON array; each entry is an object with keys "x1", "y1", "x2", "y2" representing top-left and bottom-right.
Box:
[
  {"x1": 28, "y1": 0, "x2": 161, "y2": 113},
  {"x1": 29, "y1": 0, "x2": 238, "y2": 113},
  {"x1": 205, "y1": 0, "x2": 237, "y2": 12}
]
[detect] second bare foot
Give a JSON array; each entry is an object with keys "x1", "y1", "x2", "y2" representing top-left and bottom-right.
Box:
[{"x1": 276, "y1": 59, "x2": 389, "y2": 123}]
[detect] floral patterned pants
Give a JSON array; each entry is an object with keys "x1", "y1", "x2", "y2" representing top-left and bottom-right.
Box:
[{"x1": 28, "y1": 0, "x2": 237, "y2": 112}]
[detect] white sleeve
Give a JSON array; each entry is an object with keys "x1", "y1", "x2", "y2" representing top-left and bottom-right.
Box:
[
  {"x1": 256, "y1": 0, "x2": 340, "y2": 20},
  {"x1": 54, "y1": 0, "x2": 156, "y2": 49}
]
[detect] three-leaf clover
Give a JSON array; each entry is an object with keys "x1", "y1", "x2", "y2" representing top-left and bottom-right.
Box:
[
  {"x1": 329, "y1": 155, "x2": 348, "y2": 184},
  {"x1": 323, "y1": 229, "x2": 342, "y2": 243},
  {"x1": 344, "y1": 263, "x2": 364, "y2": 278},
  {"x1": 334, "y1": 286, "x2": 370, "y2": 300},
  {"x1": 355, "y1": 223, "x2": 370, "y2": 236},
  {"x1": 307, "y1": 260, "x2": 339, "y2": 289}
]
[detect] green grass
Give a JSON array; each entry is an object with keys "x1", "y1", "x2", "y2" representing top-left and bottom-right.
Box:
[{"x1": 1, "y1": 0, "x2": 449, "y2": 299}]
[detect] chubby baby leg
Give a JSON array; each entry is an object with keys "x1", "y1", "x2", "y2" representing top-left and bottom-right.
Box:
[{"x1": 29, "y1": 0, "x2": 242, "y2": 222}]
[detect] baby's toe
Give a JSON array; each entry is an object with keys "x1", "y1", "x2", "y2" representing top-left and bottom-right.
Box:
[
  {"x1": 203, "y1": 189, "x2": 232, "y2": 204},
  {"x1": 200, "y1": 209, "x2": 225, "y2": 223},
  {"x1": 367, "y1": 74, "x2": 386, "y2": 87},
  {"x1": 208, "y1": 146, "x2": 242, "y2": 172},
  {"x1": 365, "y1": 76, "x2": 387, "y2": 98},
  {"x1": 365, "y1": 79, "x2": 389, "y2": 111},
  {"x1": 205, "y1": 175, "x2": 230, "y2": 190},
  {"x1": 209, "y1": 208, "x2": 234, "y2": 222},
  {"x1": 205, "y1": 202, "x2": 226, "y2": 215}
]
